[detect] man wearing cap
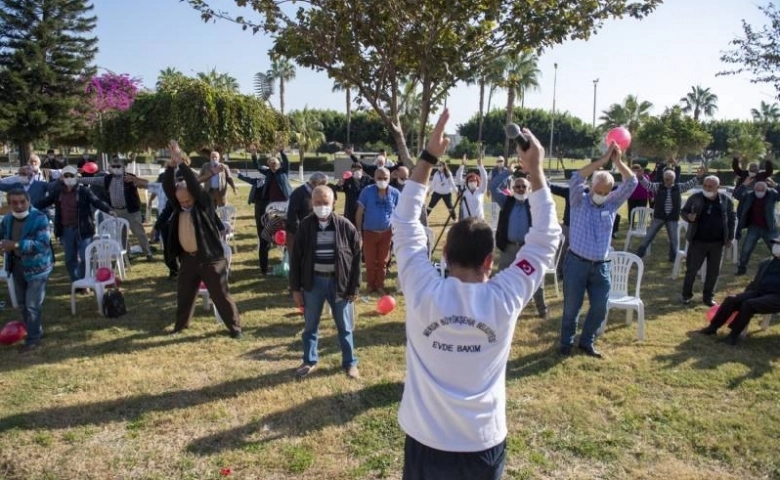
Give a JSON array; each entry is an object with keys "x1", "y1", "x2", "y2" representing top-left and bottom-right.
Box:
[{"x1": 35, "y1": 166, "x2": 115, "y2": 283}]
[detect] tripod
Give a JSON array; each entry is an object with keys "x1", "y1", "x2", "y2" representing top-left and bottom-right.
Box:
[{"x1": 431, "y1": 186, "x2": 471, "y2": 256}]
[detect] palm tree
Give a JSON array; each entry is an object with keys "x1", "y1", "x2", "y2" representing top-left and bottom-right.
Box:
[
  {"x1": 398, "y1": 80, "x2": 422, "y2": 153},
  {"x1": 196, "y1": 68, "x2": 239, "y2": 92},
  {"x1": 680, "y1": 85, "x2": 718, "y2": 121},
  {"x1": 289, "y1": 107, "x2": 326, "y2": 169},
  {"x1": 267, "y1": 58, "x2": 296, "y2": 115},
  {"x1": 496, "y1": 51, "x2": 541, "y2": 158},
  {"x1": 751, "y1": 101, "x2": 780, "y2": 123},
  {"x1": 332, "y1": 80, "x2": 353, "y2": 145},
  {"x1": 156, "y1": 67, "x2": 185, "y2": 91},
  {"x1": 253, "y1": 71, "x2": 275, "y2": 103},
  {"x1": 599, "y1": 95, "x2": 653, "y2": 133},
  {"x1": 467, "y1": 58, "x2": 505, "y2": 147}
]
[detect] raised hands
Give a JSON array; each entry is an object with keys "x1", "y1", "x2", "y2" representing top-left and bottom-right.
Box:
[
  {"x1": 425, "y1": 109, "x2": 451, "y2": 158},
  {"x1": 168, "y1": 140, "x2": 183, "y2": 167}
]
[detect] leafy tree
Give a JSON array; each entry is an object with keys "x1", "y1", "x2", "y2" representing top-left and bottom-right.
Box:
[
  {"x1": 0, "y1": 0, "x2": 98, "y2": 161},
  {"x1": 267, "y1": 58, "x2": 296, "y2": 115},
  {"x1": 196, "y1": 67, "x2": 240, "y2": 92},
  {"x1": 751, "y1": 100, "x2": 780, "y2": 123},
  {"x1": 253, "y1": 71, "x2": 274, "y2": 103},
  {"x1": 184, "y1": 0, "x2": 663, "y2": 166},
  {"x1": 156, "y1": 67, "x2": 186, "y2": 91},
  {"x1": 680, "y1": 85, "x2": 718, "y2": 121},
  {"x1": 719, "y1": 3, "x2": 780, "y2": 100},
  {"x1": 635, "y1": 107, "x2": 712, "y2": 161},
  {"x1": 702, "y1": 119, "x2": 746, "y2": 157},
  {"x1": 495, "y1": 51, "x2": 541, "y2": 157},
  {"x1": 289, "y1": 107, "x2": 326, "y2": 168},
  {"x1": 331, "y1": 80, "x2": 353, "y2": 145},
  {"x1": 86, "y1": 71, "x2": 142, "y2": 115},
  {"x1": 727, "y1": 123, "x2": 768, "y2": 162},
  {"x1": 599, "y1": 95, "x2": 653, "y2": 133}
]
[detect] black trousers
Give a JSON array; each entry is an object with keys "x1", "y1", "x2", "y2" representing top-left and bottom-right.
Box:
[
  {"x1": 402, "y1": 435, "x2": 506, "y2": 480},
  {"x1": 160, "y1": 223, "x2": 178, "y2": 275},
  {"x1": 255, "y1": 201, "x2": 272, "y2": 274},
  {"x1": 710, "y1": 289, "x2": 780, "y2": 335},
  {"x1": 683, "y1": 240, "x2": 724, "y2": 302},
  {"x1": 175, "y1": 254, "x2": 241, "y2": 334},
  {"x1": 427, "y1": 192, "x2": 455, "y2": 217}
]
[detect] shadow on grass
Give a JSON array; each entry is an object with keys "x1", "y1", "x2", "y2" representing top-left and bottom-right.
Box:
[{"x1": 185, "y1": 381, "x2": 403, "y2": 455}]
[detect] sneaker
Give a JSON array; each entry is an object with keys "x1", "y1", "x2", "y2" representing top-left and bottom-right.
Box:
[
  {"x1": 735, "y1": 267, "x2": 747, "y2": 276},
  {"x1": 295, "y1": 363, "x2": 316, "y2": 378},
  {"x1": 558, "y1": 345, "x2": 572, "y2": 356},
  {"x1": 703, "y1": 299, "x2": 717, "y2": 307},
  {"x1": 681, "y1": 295, "x2": 692, "y2": 305},
  {"x1": 698, "y1": 326, "x2": 718, "y2": 335},
  {"x1": 345, "y1": 366, "x2": 360, "y2": 379}
]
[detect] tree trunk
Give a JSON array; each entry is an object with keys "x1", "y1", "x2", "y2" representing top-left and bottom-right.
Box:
[
  {"x1": 18, "y1": 142, "x2": 33, "y2": 166},
  {"x1": 503, "y1": 88, "x2": 516, "y2": 158},
  {"x1": 280, "y1": 79, "x2": 286, "y2": 115},
  {"x1": 299, "y1": 148, "x2": 305, "y2": 182},
  {"x1": 477, "y1": 78, "x2": 485, "y2": 145},
  {"x1": 346, "y1": 88, "x2": 351, "y2": 146},
  {"x1": 417, "y1": 80, "x2": 432, "y2": 160}
]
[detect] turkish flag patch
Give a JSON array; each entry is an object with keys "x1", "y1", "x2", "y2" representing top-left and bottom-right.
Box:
[{"x1": 515, "y1": 259, "x2": 536, "y2": 276}]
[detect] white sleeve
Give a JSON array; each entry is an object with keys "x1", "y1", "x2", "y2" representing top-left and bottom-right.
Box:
[
  {"x1": 0, "y1": 175, "x2": 20, "y2": 185},
  {"x1": 455, "y1": 166, "x2": 465, "y2": 186},
  {"x1": 489, "y1": 187, "x2": 562, "y2": 313},
  {"x1": 478, "y1": 165, "x2": 488, "y2": 193},
  {"x1": 392, "y1": 180, "x2": 439, "y2": 309}
]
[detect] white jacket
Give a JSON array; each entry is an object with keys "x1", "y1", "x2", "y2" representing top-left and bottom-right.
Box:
[
  {"x1": 455, "y1": 165, "x2": 488, "y2": 219},
  {"x1": 430, "y1": 170, "x2": 457, "y2": 195}
]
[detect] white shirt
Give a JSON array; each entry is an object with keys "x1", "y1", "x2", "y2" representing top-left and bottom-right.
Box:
[
  {"x1": 392, "y1": 180, "x2": 560, "y2": 452},
  {"x1": 430, "y1": 170, "x2": 457, "y2": 195},
  {"x1": 456, "y1": 165, "x2": 488, "y2": 220}
]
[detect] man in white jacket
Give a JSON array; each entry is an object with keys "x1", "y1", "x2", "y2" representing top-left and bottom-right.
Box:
[{"x1": 393, "y1": 109, "x2": 560, "y2": 480}]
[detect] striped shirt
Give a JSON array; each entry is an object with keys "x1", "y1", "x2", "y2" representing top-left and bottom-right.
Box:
[
  {"x1": 314, "y1": 221, "x2": 336, "y2": 273},
  {"x1": 568, "y1": 172, "x2": 638, "y2": 261},
  {"x1": 639, "y1": 176, "x2": 698, "y2": 215},
  {"x1": 108, "y1": 176, "x2": 126, "y2": 209}
]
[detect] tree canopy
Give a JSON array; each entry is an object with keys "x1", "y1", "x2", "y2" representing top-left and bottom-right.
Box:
[{"x1": 635, "y1": 107, "x2": 711, "y2": 160}]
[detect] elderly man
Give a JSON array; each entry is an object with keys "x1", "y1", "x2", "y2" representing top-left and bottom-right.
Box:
[
  {"x1": 393, "y1": 111, "x2": 560, "y2": 479},
  {"x1": 635, "y1": 166, "x2": 705, "y2": 261},
  {"x1": 732, "y1": 156, "x2": 772, "y2": 183},
  {"x1": 347, "y1": 148, "x2": 401, "y2": 177},
  {"x1": 390, "y1": 166, "x2": 409, "y2": 191},
  {"x1": 199, "y1": 149, "x2": 237, "y2": 207},
  {"x1": 700, "y1": 240, "x2": 780, "y2": 345},
  {"x1": 680, "y1": 175, "x2": 736, "y2": 306},
  {"x1": 356, "y1": 167, "x2": 400, "y2": 295},
  {"x1": 286, "y1": 172, "x2": 329, "y2": 256},
  {"x1": 734, "y1": 177, "x2": 780, "y2": 275},
  {"x1": 490, "y1": 171, "x2": 548, "y2": 318},
  {"x1": 0, "y1": 166, "x2": 53, "y2": 207},
  {"x1": 336, "y1": 162, "x2": 373, "y2": 226},
  {"x1": 249, "y1": 145, "x2": 292, "y2": 275},
  {"x1": 560, "y1": 144, "x2": 637, "y2": 358},
  {"x1": 0, "y1": 189, "x2": 54, "y2": 352},
  {"x1": 162, "y1": 141, "x2": 242, "y2": 338},
  {"x1": 27, "y1": 154, "x2": 59, "y2": 183},
  {"x1": 290, "y1": 186, "x2": 361, "y2": 379}
]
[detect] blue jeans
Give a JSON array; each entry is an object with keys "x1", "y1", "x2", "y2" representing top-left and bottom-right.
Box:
[
  {"x1": 12, "y1": 267, "x2": 48, "y2": 346},
  {"x1": 61, "y1": 226, "x2": 92, "y2": 281},
  {"x1": 637, "y1": 219, "x2": 678, "y2": 261},
  {"x1": 302, "y1": 274, "x2": 357, "y2": 369},
  {"x1": 738, "y1": 226, "x2": 775, "y2": 270},
  {"x1": 560, "y1": 252, "x2": 611, "y2": 348}
]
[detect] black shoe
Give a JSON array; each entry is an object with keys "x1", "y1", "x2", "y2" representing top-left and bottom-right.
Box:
[
  {"x1": 736, "y1": 267, "x2": 747, "y2": 276},
  {"x1": 703, "y1": 299, "x2": 717, "y2": 307},
  {"x1": 146, "y1": 254, "x2": 154, "y2": 262},
  {"x1": 559, "y1": 345, "x2": 572, "y2": 356},
  {"x1": 577, "y1": 344, "x2": 603, "y2": 358},
  {"x1": 537, "y1": 309, "x2": 549, "y2": 320},
  {"x1": 681, "y1": 295, "x2": 692, "y2": 305},
  {"x1": 698, "y1": 326, "x2": 718, "y2": 335},
  {"x1": 723, "y1": 333, "x2": 740, "y2": 346},
  {"x1": 230, "y1": 330, "x2": 244, "y2": 339},
  {"x1": 168, "y1": 271, "x2": 178, "y2": 279}
]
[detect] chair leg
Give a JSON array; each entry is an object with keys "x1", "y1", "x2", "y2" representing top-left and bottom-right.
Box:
[
  {"x1": 598, "y1": 309, "x2": 610, "y2": 336},
  {"x1": 95, "y1": 285, "x2": 105, "y2": 315},
  {"x1": 71, "y1": 286, "x2": 77, "y2": 315},
  {"x1": 637, "y1": 303, "x2": 645, "y2": 341},
  {"x1": 761, "y1": 314, "x2": 771, "y2": 331},
  {"x1": 7, "y1": 279, "x2": 18, "y2": 308},
  {"x1": 117, "y1": 257, "x2": 126, "y2": 280},
  {"x1": 624, "y1": 234, "x2": 631, "y2": 251},
  {"x1": 625, "y1": 309, "x2": 633, "y2": 325},
  {"x1": 553, "y1": 273, "x2": 560, "y2": 298}
]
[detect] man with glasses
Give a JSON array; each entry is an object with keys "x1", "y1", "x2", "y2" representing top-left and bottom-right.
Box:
[
  {"x1": 79, "y1": 155, "x2": 153, "y2": 262},
  {"x1": 489, "y1": 172, "x2": 548, "y2": 318}
]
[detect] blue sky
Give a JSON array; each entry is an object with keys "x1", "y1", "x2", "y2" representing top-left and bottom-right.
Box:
[{"x1": 93, "y1": 0, "x2": 773, "y2": 133}]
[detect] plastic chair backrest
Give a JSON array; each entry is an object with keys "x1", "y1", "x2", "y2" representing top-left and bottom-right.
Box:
[
  {"x1": 84, "y1": 239, "x2": 122, "y2": 280},
  {"x1": 98, "y1": 217, "x2": 130, "y2": 250},
  {"x1": 608, "y1": 251, "x2": 644, "y2": 298},
  {"x1": 217, "y1": 205, "x2": 237, "y2": 225},
  {"x1": 629, "y1": 207, "x2": 652, "y2": 232},
  {"x1": 553, "y1": 234, "x2": 566, "y2": 269},
  {"x1": 222, "y1": 241, "x2": 232, "y2": 273}
]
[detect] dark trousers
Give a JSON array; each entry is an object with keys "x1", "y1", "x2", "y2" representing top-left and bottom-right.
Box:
[
  {"x1": 682, "y1": 240, "x2": 724, "y2": 302},
  {"x1": 256, "y1": 201, "x2": 272, "y2": 274},
  {"x1": 710, "y1": 289, "x2": 780, "y2": 335},
  {"x1": 160, "y1": 223, "x2": 178, "y2": 275},
  {"x1": 175, "y1": 254, "x2": 241, "y2": 334},
  {"x1": 426, "y1": 192, "x2": 455, "y2": 218},
  {"x1": 402, "y1": 435, "x2": 506, "y2": 480}
]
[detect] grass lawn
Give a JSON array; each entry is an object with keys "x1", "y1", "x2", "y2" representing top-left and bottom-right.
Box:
[{"x1": 0, "y1": 183, "x2": 778, "y2": 480}]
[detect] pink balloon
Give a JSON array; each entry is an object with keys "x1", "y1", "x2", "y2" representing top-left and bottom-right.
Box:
[
  {"x1": 605, "y1": 127, "x2": 632, "y2": 152},
  {"x1": 0, "y1": 321, "x2": 26, "y2": 345},
  {"x1": 377, "y1": 295, "x2": 396, "y2": 315},
  {"x1": 274, "y1": 230, "x2": 287, "y2": 246},
  {"x1": 342, "y1": 170, "x2": 353, "y2": 180},
  {"x1": 706, "y1": 304, "x2": 736, "y2": 324},
  {"x1": 95, "y1": 267, "x2": 113, "y2": 282}
]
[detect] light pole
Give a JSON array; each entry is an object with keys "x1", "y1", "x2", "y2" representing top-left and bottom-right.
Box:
[
  {"x1": 548, "y1": 62, "x2": 558, "y2": 170},
  {"x1": 592, "y1": 78, "x2": 599, "y2": 157}
]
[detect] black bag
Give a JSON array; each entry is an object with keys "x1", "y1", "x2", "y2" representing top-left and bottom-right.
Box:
[{"x1": 102, "y1": 288, "x2": 127, "y2": 318}]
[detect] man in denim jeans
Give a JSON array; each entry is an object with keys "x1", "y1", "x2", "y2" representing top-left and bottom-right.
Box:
[
  {"x1": 0, "y1": 190, "x2": 54, "y2": 353},
  {"x1": 560, "y1": 144, "x2": 637, "y2": 358}
]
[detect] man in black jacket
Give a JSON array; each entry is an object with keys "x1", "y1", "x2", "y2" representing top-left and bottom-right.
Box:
[
  {"x1": 700, "y1": 241, "x2": 780, "y2": 345},
  {"x1": 285, "y1": 172, "x2": 329, "y2": 256},
  {"x1": 335, "y1": 162, "x2": 373, "y2": 226},
  {"x1": 163, "y1": 142, "x2": 242, "y2": 338},
  {"x1": 35, "y1": 165, "x2": 115, "y2": 282},
  {"x1": 290, "y1": 185, "x2": 361, "y2": 379}
]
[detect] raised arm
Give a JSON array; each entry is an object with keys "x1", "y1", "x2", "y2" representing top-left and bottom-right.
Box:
[
  {"x1": 279, "y1": 150, "x2": 290, "y2": 174},
  {"x1": 638, "y1": 175, "x2": 659, "y2": 194},
  {"x1": 86, "y1": 187, "x2": 114, "y2": 214},
  {"x1": 489, "y1": 169, "x2": 511, "y2": 209},
  {"x1": 732, "y1": 156, "x2": 746, "y2": 177},
  {"x1": 477, "y1": 162, "x2": 488, "y2": 194},
  {"x1": 577, "y1": 147, "x2": 613, "y2": 181}
]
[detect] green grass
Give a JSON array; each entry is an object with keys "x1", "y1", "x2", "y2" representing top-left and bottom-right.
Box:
[{"x1": 0, "y1": 183, "x2": 778, "y2": 479}]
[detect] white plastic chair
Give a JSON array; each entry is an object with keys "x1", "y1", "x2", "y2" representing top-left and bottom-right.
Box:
[
  {"x1": 216, "y1": 205, "x2": 238, "y2": 252},
  {"x1": 601, "y1": 251, "x2": 646, "y2": 341},
  {"x1": 543, "y1": 234, "x2": 566, "y2": 297},
  {"x1": 671, "y1": 221, "x2": 708, "y2": 282},
  {"x1": 199, "y1": 242, "x2": 232, "y2": 323},
  {"x1": 0, "y1": 255, "x2": 19, "y2": 308},
  {"x1": 624, "y1": 207, "x2": 653, "y2": 253},
  {"x1": 740, "y1": 314, "x2": 774, "y2": 339},
  {"x1": 70, "y1": 239, "x2": 120, "y2": 316},
  {"x1": 97, "y1": 216, "x2": 130, "y2": 278}
]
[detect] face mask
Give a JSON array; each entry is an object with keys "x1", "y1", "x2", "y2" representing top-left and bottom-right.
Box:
[
  {"x1": 773, "y1": 244, "x2": 780, "y2": 258},
  {"x1": 180, "y1": 206, "x2": 192, "y2": 213},
  {"x1": 30, "y1": 165, "x2": 40, "y2": 173},
  {"x1": 313, "y1": 205, "x2": 332, "y2": 218},
  {"x1": 19, "y1": 177, "x2": 30, "y2": 186},
  {"x1": 468, "y1": 182, "x2": 478, "y2": 190},
  {"x1": 591, "y1": 193, "x2": 608, "y2": 206},
  {"x1": 112, "y1": 167, "x2": 123, "y2": 175},
  {"x1": 376, "y1": 180, "x2": 389, "y2": 189},
  {"x1": 513, "y1": 193, "x2": 527, "y2": 202},
  {"x1": 749, "y1": 172, "x2": 757, "y2": 177},
  {"x1": 64, "y1": 178, "x2": 77, "y2": 187},
  {"x1": 11, "y1": 210, "x2": 29, "y2": 220},
  {"x1": 397, "y1": 179, "x2": 406, "y2": 186},
  {"x1": 703, "y1": 190, "x2": 717, "y2": 200},
  {"x1": 353, "y1": 171, "x2": 363, "y2": 180},
  {"x1": 755, "y1": 190, "x2": 767, "y2": 199}
]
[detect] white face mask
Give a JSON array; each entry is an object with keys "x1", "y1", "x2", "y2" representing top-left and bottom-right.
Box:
[
  {"x1": 749, "y1": 172, "x2": 757, "y2": 177},
  {"x1": 64, "y1": 178, "x2": 77, "y2": 188},
  {"x1": 755, "y1": 190, "x2": 767, "y2": 199},
  {"x1": 11, "y1": 210, "x2": 29, "y2": 220},
  {"x1": 353, "y1": 171, "x2": 363, "y2": 180},
  {"x1": 513, "y1": 193, "x2": 527, "y2": 202},
  {"x1": 703, "y1": 190, "x2": 717, "y2": 200},
  {"x1": 376, "y1": 180, "x2": 389, "y2": 189},
  {"x1": 180, "y1": 206, "x2": 192, "y2": 213},
  {"x1": 397, "y1": 179, "x2": 406, "y2": 186},
  {"x1": 112, "y1": 167, "x2": 124, "y2": 175},
  {"x1": 591, "y1": 193, "x2": 608, "y2": 206},
  {"x1": 773, "y1": 244, "x2": 780, "y2": 258},
  {"x1": 468, "y1": 182, "x2": 478, "y2": 191},
  {"x1": 313, "y1": 205, "x2": 332, "y2": 218},
  {"x1": 19, "y1": 177, "x2": 30, "y2": 186},
  {"x1": 30, "y1": 165, "x2": 40, "y2": 173}
]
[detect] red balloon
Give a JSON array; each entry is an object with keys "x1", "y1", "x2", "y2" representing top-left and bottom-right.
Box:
[
  {"x1": 706, "y1": 304, "x2": 737, "y2": 324},
  {"x1": 605, "y1": 127, "x2": 632, "y2": 152},
  {"x1": 274, "y1": 229, "x2": 287, "y2": 246},
  {"x1": 342, "y1": 170, "x2": 353, "y2": 180},
  {"x1": 377, "y1": 295, "x2": 396, "y2": 315},
  {"x1": 95, "y1": 267, "x2": 113, "y2": 282},
  {"x1": 82, "y1": 162, "x2": 98, "y2": 174},
  {"x1": 0, "y1": 321, "x2": 27, "y2": 345}
]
